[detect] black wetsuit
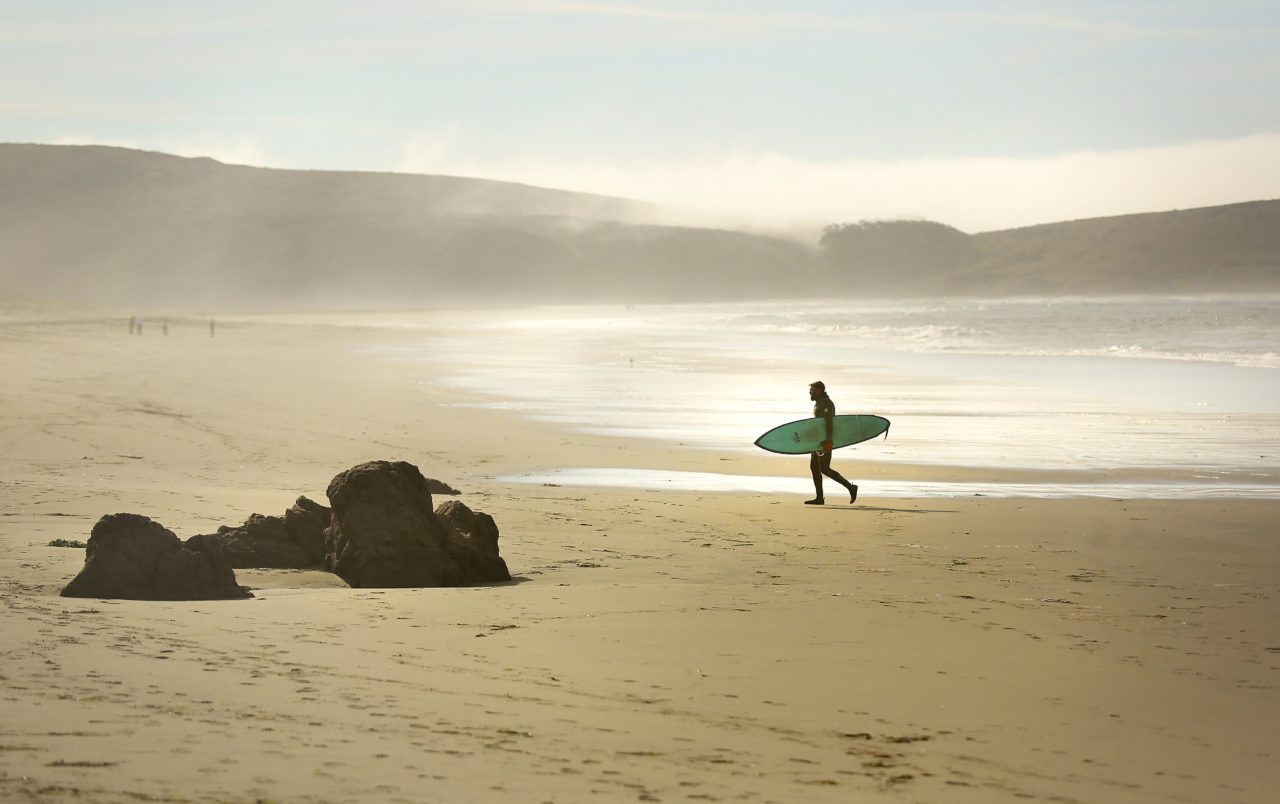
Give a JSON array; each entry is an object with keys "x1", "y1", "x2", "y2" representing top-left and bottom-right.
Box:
[{"x1": 810, "y1": 392, "x2": 857, "y2": 501}]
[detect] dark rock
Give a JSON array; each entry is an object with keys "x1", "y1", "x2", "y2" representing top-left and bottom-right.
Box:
[
  {"x1": 194, "y1": 496, "x2": 331, "y2": 569},
  {"x1": 156, "y1": 534, "x2": 250, "y2": 601},
  {"x1": 427, "y1": 478, "x2": 461, "y2": 495},
  {"x1": 325, "y1": 460, "x2": 510, "y2": 588},
  {"x1": 435, "y1": 499, "x2": 510, "y2": 584},
  {"x1": 285, "y1": 496, "x2": 331, "y2": 565},
  {"x1": 61, "y1": 513, "x2": 252, "y2": 600},
  {"x1": 197, "y1": 513, "x2": 312, "y2": 569},
  {"x1": 436, "y1": 499, "x2": 501, "y2": 557}
]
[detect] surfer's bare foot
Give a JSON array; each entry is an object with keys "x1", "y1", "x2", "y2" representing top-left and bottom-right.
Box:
[
  {"x1": 804, "y1": 498, "x2": 824, "y2": 505},
  {"x1": 849, "y1": 485, "x2": 858, "y2": 503}
]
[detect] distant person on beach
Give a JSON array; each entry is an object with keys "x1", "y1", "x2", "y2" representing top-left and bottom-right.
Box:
[
  {"x1": 128, "y1": 316, "x2": 136, "y2": 335},
  {"x1": 806, "y1": 381, "x2": 859, "y2": 505}
]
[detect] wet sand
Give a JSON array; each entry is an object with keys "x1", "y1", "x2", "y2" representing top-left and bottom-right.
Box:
[{"x1": 2, "y1": 310, "x2": 1278, "y2": 803}]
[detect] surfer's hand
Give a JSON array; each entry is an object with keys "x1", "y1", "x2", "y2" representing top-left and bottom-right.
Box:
[{"x1": 822, "y1": 440, "x2": 833, "y2": 453}]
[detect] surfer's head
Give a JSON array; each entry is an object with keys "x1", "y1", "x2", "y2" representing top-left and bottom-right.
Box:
[{"x1": 809, "y1": 380, "x2": 826, "y2": 400}]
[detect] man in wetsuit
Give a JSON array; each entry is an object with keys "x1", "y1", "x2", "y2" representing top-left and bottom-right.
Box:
[{"x1": 807, "y1": 381, "x2": 859, "y2": 505}]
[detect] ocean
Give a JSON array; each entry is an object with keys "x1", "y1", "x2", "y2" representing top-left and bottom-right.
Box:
[{"x1": 362, "y1": 295, "x2": 1280, "y2": 498}]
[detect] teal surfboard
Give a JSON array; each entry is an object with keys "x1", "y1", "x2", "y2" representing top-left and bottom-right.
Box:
[{"x1": 754, "y1": 414, "x2": 890, "y2": 455}]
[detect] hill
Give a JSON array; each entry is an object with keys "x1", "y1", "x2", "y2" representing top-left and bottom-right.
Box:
[
  {"x1": 817, "y1": 204, "x2": 1280, "y2": 296},
  {"x1": 0, "y1": 144, "x2": 819, "y2": 309},
  {"x1": 2, "y1": 144, "x2": 1277, "y2": 309},
  {"x1": 962, "y1": 201, "x2": 1280, "y2": 295}
]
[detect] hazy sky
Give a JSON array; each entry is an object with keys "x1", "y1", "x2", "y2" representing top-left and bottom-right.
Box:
[{"x1": 4, "y1": 0, "x2": 1279, "y2": 231}]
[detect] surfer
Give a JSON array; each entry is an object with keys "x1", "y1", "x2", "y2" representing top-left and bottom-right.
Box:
[{"x1": 806, "y1": 381, "x2": 859, "y2": 505}]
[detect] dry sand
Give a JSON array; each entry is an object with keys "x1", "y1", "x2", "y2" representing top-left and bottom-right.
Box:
[{"x1": 1, "y1": 310, "x2": 1277, "y2": 804}]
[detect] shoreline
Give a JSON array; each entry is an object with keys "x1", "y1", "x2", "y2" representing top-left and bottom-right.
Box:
[
  {"x1": 500, "y1": 466, "x2": 1280, "y2": 499},
  {"x1": 342, "y1": 300, "x2": 1280, "y2": 488},
  {"x1": 2, "y1": 308, "x2": 1278, "y2": 802}
]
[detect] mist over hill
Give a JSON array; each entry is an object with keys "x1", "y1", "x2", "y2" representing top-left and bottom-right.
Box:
[{"x1": 2, "y1": 144, "x2": 1277, "y2": 310}]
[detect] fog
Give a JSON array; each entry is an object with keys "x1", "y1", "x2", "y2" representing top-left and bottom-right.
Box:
[
  {"x1": 64, "y1": 132, "x2": 1280, "y2": 237},
  {"x1": 396, "y1": 133, "x2": 1280, "y2": 234}
]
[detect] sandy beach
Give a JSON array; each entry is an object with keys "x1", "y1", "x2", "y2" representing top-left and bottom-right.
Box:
[{"x1": 2, "y1": 308, "x2": 1278, "y2": 804}]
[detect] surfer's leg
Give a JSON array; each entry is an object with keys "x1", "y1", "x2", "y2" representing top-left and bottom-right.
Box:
[
  {"x1": 806, "y1": 452, "x2": 824, "y2": 504},
  {"x1": 821, "y1": 461, "x2": 859, "y2": 504}
]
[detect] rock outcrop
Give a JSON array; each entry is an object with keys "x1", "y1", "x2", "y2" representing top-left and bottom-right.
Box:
[
  {"x1": 427, "y1": 478, "x2": 461, "y2": 496},
  {"x1": 199, "y1": 496, "x2": 331, "y2": 569},
  {"x1": 325, "y1": 460, "x2": 510, "y2": 588},
  {"x1": 435, "y1": 498, "x2": 502, "y2": 557},
  {"x1": 58, "y1": 463, "x2": 507, "y2": 597},
  {"x1": 61, "y1": 513, "x2": 252, "y2": 600},
  {"x1": 285, "y1": 495, "x2": 331, "y2": 562}
]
